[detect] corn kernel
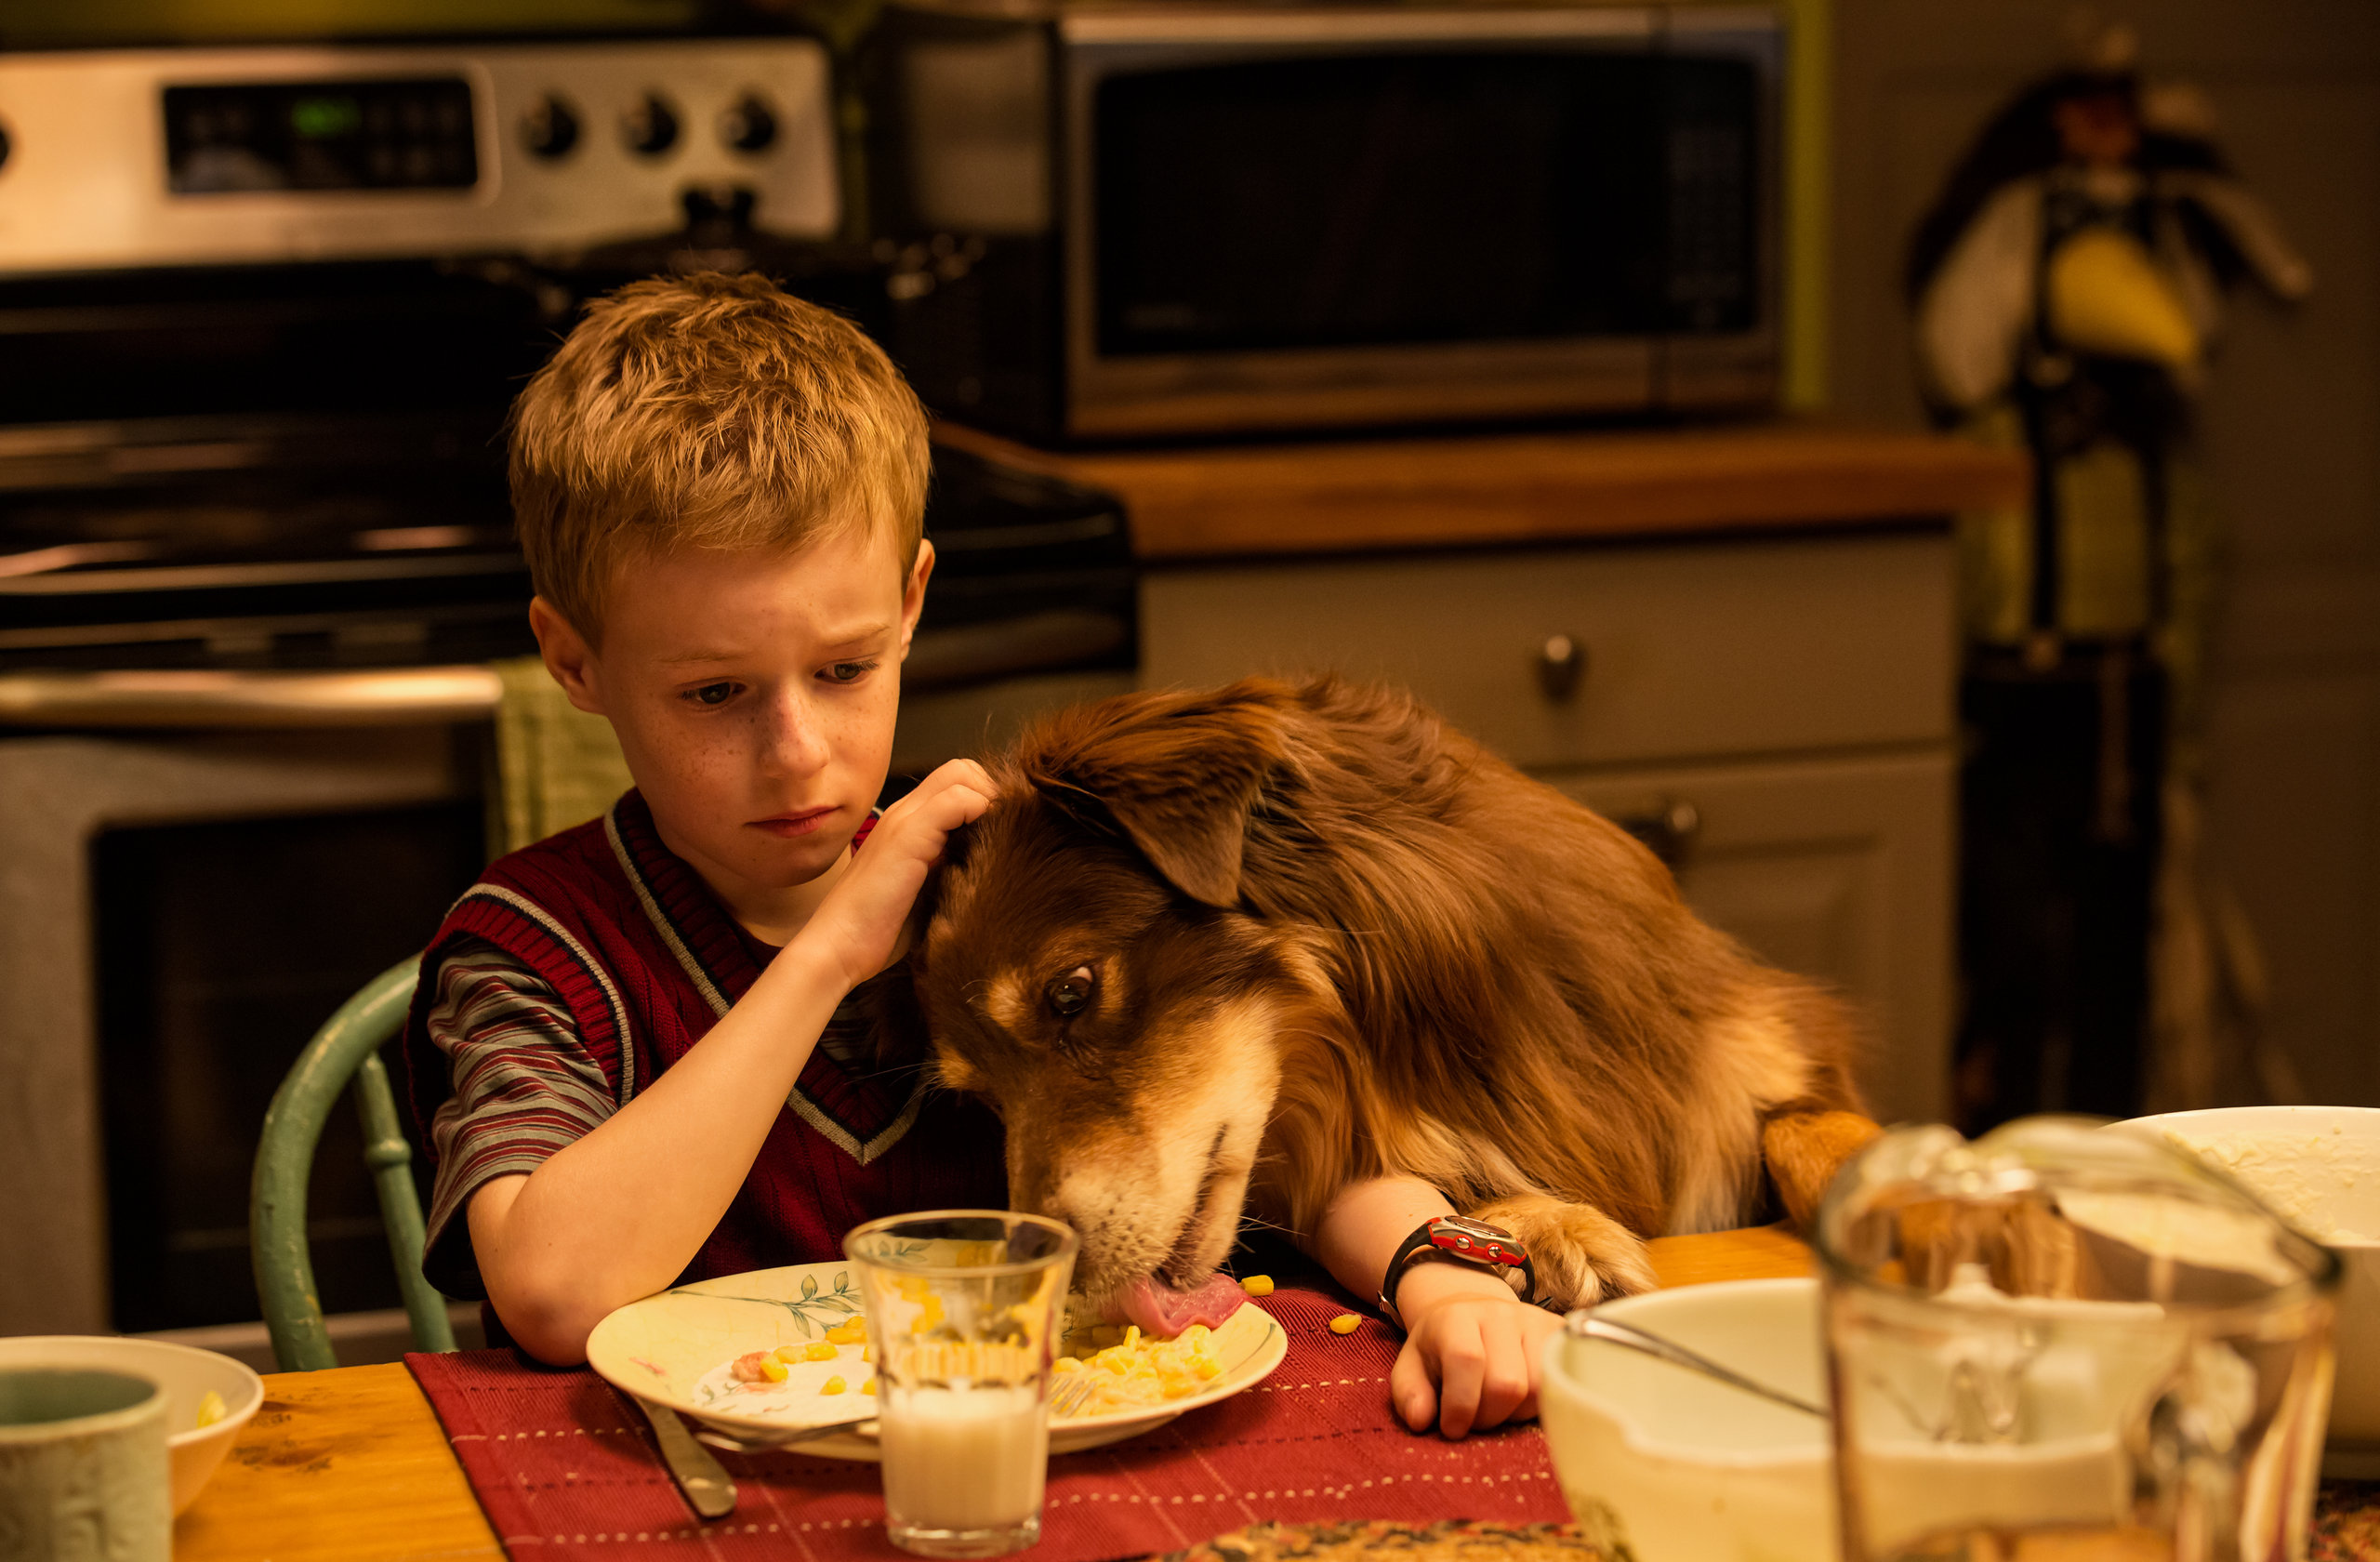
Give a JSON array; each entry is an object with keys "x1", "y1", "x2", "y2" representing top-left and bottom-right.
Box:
[
  {"x1": 861, "y1": 1345, "x2": 874, "y2": 1364},
  {"x1": 1239, "y1": 1276, "x2": 1274, "y2": 1297},
  {"x1": 805, "y1": 1342, "x2": 839, "y2": 1362},
  {"x1": 760, "y1": 1357, "x2": 789, "y2": 1382},
  {"x1": 773, "y1": 1344, "x2": 802, "y2": 1364},
  {"x1": 1328, "y1": 1314, "x2": 1361, "y2": 1335},
  {"x1": 825, "y1": 1318, "x2": 867, "y2": 1345},
  {"x1": 861, "y1": 1378, "x2": 878, "y2": 1396},
  {"x1": 821, "y1": 1376, "x2": 847, "y2": 1396},
  {"x1": 195, "y1": 1390, "x2": 227, "y2": 1429}
]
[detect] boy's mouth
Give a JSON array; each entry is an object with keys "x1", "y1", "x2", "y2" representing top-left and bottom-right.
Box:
[{"x1": 747, "y1": 806, "x2": 838, "y2": 839}]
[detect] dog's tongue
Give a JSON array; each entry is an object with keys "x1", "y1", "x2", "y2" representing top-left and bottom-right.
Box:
[{"x1": 1114, "y1": 1273, "x2": 1247, "y2": 1337}]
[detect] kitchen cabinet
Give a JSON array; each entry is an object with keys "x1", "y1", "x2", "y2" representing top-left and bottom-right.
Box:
[
  {"x1": 1549, "y1": 750, "x2": 1953, "y2": 1128},
  {"x1": 1138, "y1": 529, "x2": 1958, "y2": 1126}
]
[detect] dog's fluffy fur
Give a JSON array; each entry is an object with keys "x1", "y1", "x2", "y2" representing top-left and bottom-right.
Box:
[{"x1": 913, "y1": 677, "x2": 1879, "y2": 1315}]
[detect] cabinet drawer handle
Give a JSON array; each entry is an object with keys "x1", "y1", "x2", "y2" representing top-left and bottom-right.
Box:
[
  {"x1": 1537, "y1": 633, "x2": 1586, "y2": 700},
  {"x1": 1617, "y1": 798, "x2": 1700, "y2": 869}
]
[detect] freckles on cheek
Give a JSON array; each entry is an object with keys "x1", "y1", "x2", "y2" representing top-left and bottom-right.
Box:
[
  {"x1": 633, "y1": 708, "x2": 742, "y2": 802},
  {"x1": 839, "y1": 688, "x2": 899, "y2": 766}
]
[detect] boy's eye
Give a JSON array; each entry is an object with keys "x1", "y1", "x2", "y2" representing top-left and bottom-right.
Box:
[
  {"x1": 826, "y1": 660, "x2": 877, "y2": 684},
  {"x1": 688, "y1": 682, "x2": 736, "y2": 706}
]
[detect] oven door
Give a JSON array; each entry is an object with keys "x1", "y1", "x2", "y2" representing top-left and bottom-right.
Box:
[{"x1": 1059, "y1": 6, "x2": 1778, "y2": 438}]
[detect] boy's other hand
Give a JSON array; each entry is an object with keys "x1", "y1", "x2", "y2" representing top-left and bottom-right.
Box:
[
  {"x1": 802, "y1": 759, "x2": 998, "y2": 990},
  {"x1": 1387, "y1": 1265, "x2": 1564, "y2": 1439}
]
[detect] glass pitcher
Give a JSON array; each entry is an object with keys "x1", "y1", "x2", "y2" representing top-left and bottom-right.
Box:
[{"x1": 1815, "y1": 1118, "x2": 2339, "y2": 1562}]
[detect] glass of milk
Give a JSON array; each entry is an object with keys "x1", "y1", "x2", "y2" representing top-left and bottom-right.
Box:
[{"x1": 845, "y1": 1211, "x2": 1078, "y2": 1557}]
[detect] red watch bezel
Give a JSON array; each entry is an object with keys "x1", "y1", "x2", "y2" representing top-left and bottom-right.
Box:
[{"x1": 1427, "y1": 1217, "x2": 1527, "y2": 1268}]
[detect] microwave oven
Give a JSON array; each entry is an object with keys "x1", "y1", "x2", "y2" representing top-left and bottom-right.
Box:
[{"x1": 865, "y1": 0, "x2": 1781, "y2": 443}]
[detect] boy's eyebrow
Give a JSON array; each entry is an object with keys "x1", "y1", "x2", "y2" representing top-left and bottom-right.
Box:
[
  {"x1": 819, "y1": 620, "x2": 896, "y2": 650},
  {"x1": 655, "y1": 620, "x2": 896, "y2": 665}
]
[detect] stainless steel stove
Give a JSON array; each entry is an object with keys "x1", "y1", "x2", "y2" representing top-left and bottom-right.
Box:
[{"x1": 0, "y1": 37, "x2": 1133, "y2": 1354}]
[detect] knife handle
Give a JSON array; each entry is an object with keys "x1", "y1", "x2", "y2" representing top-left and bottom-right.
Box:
[{"x1": 637, "y1": 1397, "x2": 739, "y2": 1519}]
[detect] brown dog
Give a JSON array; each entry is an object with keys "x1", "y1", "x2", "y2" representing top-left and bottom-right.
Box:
[{"x1": 911, "y1": 676, "x2": 1880, "y2": 1324}]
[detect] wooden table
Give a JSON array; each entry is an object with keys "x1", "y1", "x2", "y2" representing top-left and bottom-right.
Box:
[{"x1": 174, "y1": 1228, "x2": 1814, "y2": 1562}]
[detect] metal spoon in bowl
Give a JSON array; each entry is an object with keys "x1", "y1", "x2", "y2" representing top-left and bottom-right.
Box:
[{"x1": 1565, "y1": 1311, "x2": 1828, "y2": 1419}]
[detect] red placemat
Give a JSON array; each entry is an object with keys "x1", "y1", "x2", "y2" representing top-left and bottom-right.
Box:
[{"x1": 405, "y1": 1287, "x2": 1568, "y2": 1562}]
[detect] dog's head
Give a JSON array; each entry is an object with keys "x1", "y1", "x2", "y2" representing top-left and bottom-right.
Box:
[{"x1": 914, "y1": 684, "x2": 1318, "y2": 1319}]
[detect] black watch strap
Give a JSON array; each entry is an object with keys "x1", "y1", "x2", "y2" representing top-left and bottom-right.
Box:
[{"x1": 1378, "y1": 1218, "x2": 1538, "y2": 1330}]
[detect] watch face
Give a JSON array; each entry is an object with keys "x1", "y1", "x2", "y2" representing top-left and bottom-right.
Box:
[{"x1": 1430, "y1": 1216, "x2": 1526, "y2": 1266}]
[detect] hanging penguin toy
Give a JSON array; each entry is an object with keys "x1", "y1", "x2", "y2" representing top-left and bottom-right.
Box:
[{"x1": 1908, "y1": 33, "x2": 2309, "y2": 1128}]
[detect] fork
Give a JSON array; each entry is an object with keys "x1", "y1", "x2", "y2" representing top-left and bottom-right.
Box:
[
  {"x1": 1048, "y1": 1372, "x2": 1099, "y2": 1419},
  {"x1": 690, "y1": 1406, "x2": 879, "y2": 1455},
  {"x1": 694, "y1": 1374, "x2": 1099, "y2": 1455}
]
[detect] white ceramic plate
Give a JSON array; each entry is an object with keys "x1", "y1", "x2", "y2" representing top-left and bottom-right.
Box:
[{"x1": 586, "y1": 1262, "x2": 1287, "y2": 1460}]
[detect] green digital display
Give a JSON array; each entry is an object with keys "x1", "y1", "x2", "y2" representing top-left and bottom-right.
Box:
[
  {"x1": 290, "y1": 95, "x2": 363, "y2": 140},
  {"x1": 168, "y1": 78, "x2": 478, "y2": 192}
]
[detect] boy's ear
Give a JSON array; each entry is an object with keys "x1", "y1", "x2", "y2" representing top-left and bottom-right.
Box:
[
  {"x1": 898, "y1": 539, "x2": 937, "y2": 661},
  {"x1": 529, "y1": 597, "x2": 607, "y2": 717}
]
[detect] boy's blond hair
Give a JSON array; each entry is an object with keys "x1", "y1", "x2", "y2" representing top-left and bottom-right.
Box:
[{"x1": 510, "y1": 271, "x2": 929, "y2": 641}]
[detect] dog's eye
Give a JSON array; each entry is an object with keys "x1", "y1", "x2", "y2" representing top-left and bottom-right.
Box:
[{"x1": 1045, "y1": 966, "x2": 1096, "y2": 1018}]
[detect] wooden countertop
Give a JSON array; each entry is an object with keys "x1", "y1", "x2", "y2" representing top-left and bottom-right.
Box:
[
  {"x1": 933, "y1": 420, "x2": 2027, "y2": 563},
  {"x1": 175, "y1": 1225, "x2": 1813, "y2": 1562}
]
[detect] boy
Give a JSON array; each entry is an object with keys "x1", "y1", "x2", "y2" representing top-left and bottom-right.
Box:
[
  {"x1": 402, "y1": 271, "x2": 1002, "y2": 1366},
  {"x1": 404, "y1": 272, "x2": 1554, "y2": 1438}
]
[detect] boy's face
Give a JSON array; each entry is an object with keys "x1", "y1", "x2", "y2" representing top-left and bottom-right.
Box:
[{"x1": 534, "y1": 523, "x2": 932, "y2": 909}]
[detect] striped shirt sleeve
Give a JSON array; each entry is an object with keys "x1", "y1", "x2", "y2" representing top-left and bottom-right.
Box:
[{"x1": 419, "y1": 936, "x2": 615, "y2": 1298}]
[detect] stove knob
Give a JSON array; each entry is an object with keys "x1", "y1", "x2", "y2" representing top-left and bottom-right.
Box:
[
  {"x1": 720, "y1": 93, "x2": 777, "y2": 153},
  {"x1": 623, "y1": 93, "x2": 681, "y2": 157},
  {"x1": 520, "y1": 94, "x2": 580, "y2": 160}
]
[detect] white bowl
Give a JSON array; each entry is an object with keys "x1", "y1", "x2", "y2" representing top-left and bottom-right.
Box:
[
  {"x1": 2120, "y1": 1105, "x2": 2380, "y2": 1476},
  {"x1": 1539, "y1": 1278, "x2": 1833, "y2": 1562},
  {"x1": 0, "y1": 1335, "x2": 265, "y2": 1514}
]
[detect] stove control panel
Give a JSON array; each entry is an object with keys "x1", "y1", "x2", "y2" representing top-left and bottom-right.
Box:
[{"x1": 0, "y1": 39, "x2": 838, "y2": 273}]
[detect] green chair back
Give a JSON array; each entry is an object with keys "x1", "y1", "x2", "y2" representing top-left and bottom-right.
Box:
[{"x1": 250, "y1": 955, "x2": 458, "y2": 1371}]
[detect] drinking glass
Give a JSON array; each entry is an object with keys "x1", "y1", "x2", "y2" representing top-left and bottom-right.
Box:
[
  {"x1": 1816, "y1": 1118, "x2": 2339, "y2": 1562},
  {"x1": 845, "y1": 1210, "x2": 1078, "y2": 1559}
]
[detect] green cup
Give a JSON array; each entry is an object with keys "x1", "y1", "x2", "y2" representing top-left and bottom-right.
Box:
[{"x1": 0, "y1": 1368, "x2": 171, "y2": 1562}]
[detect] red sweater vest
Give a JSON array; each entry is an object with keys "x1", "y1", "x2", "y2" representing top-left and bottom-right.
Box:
[{"x1": 402, "y1": 790, "x2": 1006, "y2": 1287}]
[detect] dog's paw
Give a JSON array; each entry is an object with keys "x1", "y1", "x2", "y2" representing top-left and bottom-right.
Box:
[
  {"x1": 1468, "y1": 1194, "x2": 1657, "y2": 1311},
  {"x1": 1760, "y1": 1109, "x2": 1884, "y2": 1232}
]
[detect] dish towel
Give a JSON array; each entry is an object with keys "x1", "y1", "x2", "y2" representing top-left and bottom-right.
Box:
[
  {"x1": 406, "y1": 1285, "x2": 1571, "y2": 1562},
  {"x1": 490, "y1": 654, "x2": 635, "y2": 854}
]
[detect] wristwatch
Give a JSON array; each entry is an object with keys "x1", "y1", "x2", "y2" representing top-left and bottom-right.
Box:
[{"x1": 1378, "y1": 1214, "x2": 1537, "y2": 1330}]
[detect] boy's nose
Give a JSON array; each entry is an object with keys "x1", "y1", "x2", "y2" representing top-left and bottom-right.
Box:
[{"x1": 756, "y1": 689, "x2": 832, "y2": 776}]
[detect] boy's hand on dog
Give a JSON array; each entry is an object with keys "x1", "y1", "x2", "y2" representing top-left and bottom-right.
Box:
[
  {"x1": 802, "y1": 759, "x2": 998, "y2": 991},
  {"x1": 1389, "y1": 1266, "x2": 1565, "y2": 1438}
]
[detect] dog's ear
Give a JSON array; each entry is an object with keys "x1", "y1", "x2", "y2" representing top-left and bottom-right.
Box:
[{"x1": 1029, "y1": 687, "x2": 1291, "y2": 907}]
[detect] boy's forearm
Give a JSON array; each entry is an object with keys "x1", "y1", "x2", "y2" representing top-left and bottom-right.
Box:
[
  {"x1": 1313, "y1": 1177, "x2": 1525, "y2": 1323},
  {"x1": 468, "y1": 937, "x2": 853, "y2": 1362}
]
